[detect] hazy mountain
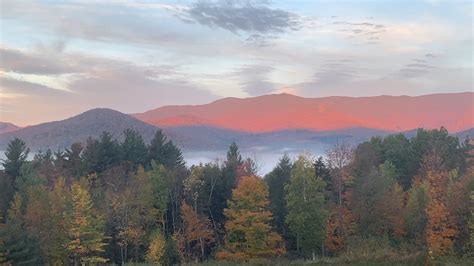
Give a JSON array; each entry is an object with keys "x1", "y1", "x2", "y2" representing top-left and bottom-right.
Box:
[
  {"x1": 0, "y1": 108, "x2": 160, "y2": 151},
  {"x1": 0, "y1": 122, "x2": 20, "y2": 134},
  {"x1": 1, "y1": 92, "x2": 472, "y2": 153},
  {"x1": 455, "y1": 128, "x2": 474, "y2": 140},
  {"x1": 133, "y1": 92, "x2": 474, "y2": 133}
]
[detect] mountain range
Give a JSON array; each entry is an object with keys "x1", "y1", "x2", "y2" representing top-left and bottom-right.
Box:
[
  {"x1": 0, "y1": 92, "x2": 472, "y2": 153},
  {"x1": 132, "y1": 92, "x2": 474, "y2": 133},
  {"x1": 0, "y1": 122, "x2": 20, "y2": 135}
]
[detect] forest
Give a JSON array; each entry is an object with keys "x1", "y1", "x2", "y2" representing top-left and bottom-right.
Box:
[{"x1": 0, "y1": 127, "x2": 473, "y2": 265}]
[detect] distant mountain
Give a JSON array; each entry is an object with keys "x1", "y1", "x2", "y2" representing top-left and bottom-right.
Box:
[
  {"x1": 455, "y1": 128, "x2": 474, "y2": 140},
  {"x1": 2, "y1": 92, "x2": 472, "y2": 153},
  {"x1": 0, "y1": 108, "x2": 160, "y2": 151},
  {"x1": 133, "y1": 92, "x2": 474, "y2": 133},
  {"x1": 0, "y1": 122, "x2": 20, "y2": 134},
  {"x1": 163, "y1": 126, "x2": 392, "y2": 151}
]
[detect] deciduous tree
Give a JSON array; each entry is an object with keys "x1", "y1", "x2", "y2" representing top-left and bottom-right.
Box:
[
  {"x1": 286, "y1": 155, "x2": 327, "y2": 259},
  {"x1": 217, "y1": 175, "x2": 285, "y2": 261}
]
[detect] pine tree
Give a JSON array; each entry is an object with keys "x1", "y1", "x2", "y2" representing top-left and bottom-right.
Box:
[
  {"x1": 2, "y1": 138, "x2": 30, "y2": 180},
  {"x1": 265, "y1": 154, "x2": 292, "y2": 241},
  {"x1": 217, "y1": 175, "x2": 285, "y2": 261},
  {"x1": 64, "y1": 142, "x2": 86, "y2": 178},
  {"x1": 286, "y1": 155, "x2": 327, "y2": 259},
  {"x1": 121, "y1": 128, "x2": 147, "y2": 168},
  {"x1": 148, "y1": 130, "x2": 185, "y2": 169},
  {"x1": 66, "y1": 182, "x2": 108, "y2": 264}
]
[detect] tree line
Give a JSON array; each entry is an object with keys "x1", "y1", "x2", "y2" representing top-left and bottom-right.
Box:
[{"x1": 0, "y1": 127, "x2": 473, "y2": 265}]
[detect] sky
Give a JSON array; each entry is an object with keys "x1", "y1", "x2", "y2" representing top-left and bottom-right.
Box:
[{"x1": 0, "y1": 0, "x2": 472, "y2": 126}]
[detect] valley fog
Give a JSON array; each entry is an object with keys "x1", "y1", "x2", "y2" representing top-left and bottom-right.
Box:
[
  {"x1": 183, "y1": 145, "x2": 330, "y2": 176},
  {"x1": 0, "y1": 145, "x2": 330, "y2": 175}
]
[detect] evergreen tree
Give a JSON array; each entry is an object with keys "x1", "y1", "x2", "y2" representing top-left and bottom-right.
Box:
[
  {"x1": 286, "y1": 155, "x2": 327, "y2": 259},
  {"x1": 97, "y1": 131, "x2": 121, "y2": 172},
  {"x1": 66, "y1": 181, "x2": 108, "y2": 264},
  {"x1": 64, "y1": 142, "x2": 86, "y2": 178},
  {"x1": 0, "y1": 193, "x2": 40, "y2": 264},
  {"x1": 82, "y1": 137, "x2": 101, "y2": 173},
  {"x1": 148, "y1": 130, "x2": 185, "y2": 169},
  {"x1": 0, "y1": 171, "x2": 14, "y2": 219},
  {"x1": 217, "y1": 142, "x2": 244, "y2": 225},
  {"x1": 2, "y1": 138, "x2": 29, "y2": 181},
  {"x1": 217, "y1": 175, "x2": 285, "y2": 261},
  {"x1": 121, "y1": 129, "x2": 147, "y2": 168},
  {"x1": 265, "y1": 154, "x2": 292, "y2": 239}
]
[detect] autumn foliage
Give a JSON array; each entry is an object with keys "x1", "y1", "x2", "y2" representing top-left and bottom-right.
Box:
[
  {"x1": 0, "y1": 128, "x2": 472, "y2": 264},
  {"x1": 216, "y1": 175, "x2": 285, "y2": 261}
]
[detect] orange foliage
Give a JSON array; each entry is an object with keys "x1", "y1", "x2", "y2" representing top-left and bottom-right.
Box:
[
  {"x1": 424, "y1": 152, "x2": 456, "y2": 257},
  {"x1": 177, "y1": 201, "x2": 215, "y2": 261}
]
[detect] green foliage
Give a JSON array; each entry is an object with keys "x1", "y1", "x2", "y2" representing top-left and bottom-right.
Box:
[
  {"x1": 82, "y1": 132, "x2": 121, "y2": 173},
  {"x1": 1, "y1": 127, "x2": 472, "y2": 264},
  {"x1": 0, "y1": 193, "x2": 41, "y2": 265},
  {"x1": 121, "y1": 128, "x2": 148, "y2": 168},
  {"x1": 111, "y1": 166, "x2": 157, "y2": 262},
  {"x1": 63, "y1": 142, "x2": 86, "y2": 178},
  {"x1": 286, "y1": 155, "x2": 327, "y2": 258},
  {"x1": 2, "y1": 138, "x2": 29, "y2": 179},
  {"x1": 404, "y1": 182, "x2": 428, "y2": 246},
  {"x1": 352, "y1": 161, "x2": 404, "y2": 238},
  {"x1": 382, "y1": 134, "x2": 416, "y2": 189},
  {"x1": 265, "y1": 154, "x2": 292, "y2": 239},
  {"x1": 148, "y1": 130, "x2": 185, "y2": 170}
]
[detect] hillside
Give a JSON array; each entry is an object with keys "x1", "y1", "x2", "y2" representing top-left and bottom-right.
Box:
[
  {"x1": 0, "y1": 108, "x2": 160, "y2": 151},
  {"x1": 0, "y1": 122, "x2": 20, "y2": 134},
  {"x1": 132, "y1": 92, "x2": 474, "y2": 133}
]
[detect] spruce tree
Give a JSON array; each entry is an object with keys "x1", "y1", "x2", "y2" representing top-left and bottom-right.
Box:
[{"x1": 2, "y1": 138, "x2": 29, "y2": 180}]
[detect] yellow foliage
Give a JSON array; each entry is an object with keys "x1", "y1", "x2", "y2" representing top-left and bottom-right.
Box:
[{"x1": 146, "y1": 231, "x2": 166, "y2": 264}]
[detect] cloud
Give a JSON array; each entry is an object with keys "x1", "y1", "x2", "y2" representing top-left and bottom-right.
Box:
[
  {"x1": 0, "y1": 46, "x2": 218, "y2": 125},
  {"x1": 182, "y1": 0, "x2": 300, "y2": 34},
  {"x1": 398, "y1": 55, "x2": 437, "y2": 79},
  {"x1": 0, "y1": 47, "x2": 78, "y2": 75},
  {"x1": 332, "y1": 20, "x2": 386, "y2": 43},
  {"x1": 230, "y1": 64, "x2": 278, "y2": 96},
  {"x1": 174, "y1": 0, "x2": 303, "y2": 46},
  {"x1": 1, "y1": 1, "x2": 198, "y2": 49}
]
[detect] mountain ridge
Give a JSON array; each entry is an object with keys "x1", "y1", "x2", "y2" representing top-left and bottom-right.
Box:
[{"x1": 132, "y1": 92, "x2": 474, "y2": 133}]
